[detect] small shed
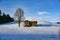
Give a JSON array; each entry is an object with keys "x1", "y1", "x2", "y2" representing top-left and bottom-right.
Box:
[
  {"x1": 24, "y1": 20, "x2": 37, "y2": 27},
  {"x1": 24, "y1": 20, "x2": 31, "y2": 27},
  {"x1": 31, "y1": 21, "x2": 37, "y2": 26}
]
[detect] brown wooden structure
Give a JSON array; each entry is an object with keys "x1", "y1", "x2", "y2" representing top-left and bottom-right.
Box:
[
  {"x1": 24, "y1": 20, "x2": 37, "y2": 27},
  {"x1": 24, "y1": 20, "x2": 31, "y2": 27},
  {"x1": 31, "y1": 21, "x2": 37, "y2": 26}
]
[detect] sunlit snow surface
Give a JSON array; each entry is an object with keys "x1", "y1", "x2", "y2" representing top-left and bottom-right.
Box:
[{"x1": 0, "y1": 22, "x2": 60, "y2": 40}]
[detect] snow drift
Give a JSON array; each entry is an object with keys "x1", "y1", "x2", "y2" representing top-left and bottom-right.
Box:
[{"x1": 0, "y1": 22, "x2": 59, "y2": 34}]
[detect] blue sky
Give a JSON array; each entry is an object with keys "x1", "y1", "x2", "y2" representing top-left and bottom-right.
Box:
[{"x1": 0, "y1": 0, "x2": 60, "y2": 22}]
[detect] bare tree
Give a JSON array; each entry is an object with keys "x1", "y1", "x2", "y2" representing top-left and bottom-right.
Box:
[{"x1": 15, "y1": 8, "x2": 24, "y2": 27}]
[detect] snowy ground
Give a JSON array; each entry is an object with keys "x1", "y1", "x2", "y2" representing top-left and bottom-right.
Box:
[
  {"x1": 0, "y1": 22, "x2": 60, "y2": 40},
  {"x1": 0, "y1": 34, "x2": 59, "y2": 40}
]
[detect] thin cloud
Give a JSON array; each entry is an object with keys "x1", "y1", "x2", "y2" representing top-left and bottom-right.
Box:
[{"x1": 38, "y1": 11, "x2": 49, "y2": 15}]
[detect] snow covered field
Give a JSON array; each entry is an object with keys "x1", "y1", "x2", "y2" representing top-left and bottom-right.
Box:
[
  {"x1": 0, "y1": 22, "x2": 60, "y2": 40},
  {"x1": 0, "y1": 34, "x2": 59, "y2": 40}
]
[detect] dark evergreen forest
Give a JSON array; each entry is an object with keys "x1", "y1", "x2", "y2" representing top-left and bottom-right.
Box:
[{"x1": 0, "y1": 10, "x2": 14, "y2": 24}]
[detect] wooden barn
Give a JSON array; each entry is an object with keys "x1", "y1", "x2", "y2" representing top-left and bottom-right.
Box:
[
  {"x1": 31, "y1": 21, "x2": 37, "y2": 26},
  {"x1": 24, "y1": 20, "x2": 31, "y2": 27},
  {"x1": 24, "y1": 20, "x2": 37, "y2": 27}
]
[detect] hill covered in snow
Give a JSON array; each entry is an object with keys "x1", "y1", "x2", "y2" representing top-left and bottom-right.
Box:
[
  {"x1": 0, "y1": 22, "x2": 59, "y2": 34},
  {"x1": 0, "y1": 22, "x2": 60, "y2": 40},
  {"x1": 25, "y1": 17, "x2": 52, "y2": 24}
]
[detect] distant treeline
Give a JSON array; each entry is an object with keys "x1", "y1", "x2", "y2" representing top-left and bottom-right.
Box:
[
  {"x1": 57, "y1": 22, "x2": 60, "y2": 24},
  {"x1": 0, "y1": 10, "x2": 14, "y2": 24}
]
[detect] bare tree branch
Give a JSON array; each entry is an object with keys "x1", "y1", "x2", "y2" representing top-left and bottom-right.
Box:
[{"x1": 15, "y1": 8, "x2": 24, "y2": 27}]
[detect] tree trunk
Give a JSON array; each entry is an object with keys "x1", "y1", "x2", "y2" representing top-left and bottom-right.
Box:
[{"x1": 18, "y1": 17, "x2": 21, "y2": 27}]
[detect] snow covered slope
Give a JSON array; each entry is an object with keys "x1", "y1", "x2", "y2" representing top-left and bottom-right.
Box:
[
  {"x1": 25, "y1": 18, "x2": 51, "y2": 24},
  {"x1": 37, "y1": 20, "x2": 51, "y2": 24},
  {"x1": 0, "y1": 22, "x2": 59, "y2": 34}
]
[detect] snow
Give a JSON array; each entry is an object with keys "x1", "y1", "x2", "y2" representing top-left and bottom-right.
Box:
[
  {"x1": 0, "y1": 22, "x2": 59, "y2": 34},
  {"x1": 0, "y1": 22, "x2": 60, "y2": 40},
  {"x1": 25, "y1": 17, "x2": 51, "y2": 24},
  {"x1": 0, "y1": 34, "x2": 59, "y2": 40}
]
